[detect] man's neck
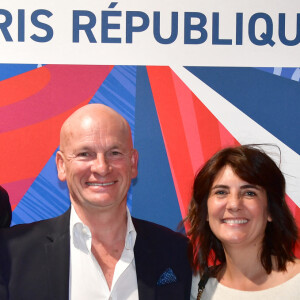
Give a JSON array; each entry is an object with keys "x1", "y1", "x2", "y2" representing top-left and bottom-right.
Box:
[
  {"x1": 72, "y1": 202, "x2": 128, "y2": 243},
  {"x1": 71, "y1": 202, "x2": 129, "y2": 289}
]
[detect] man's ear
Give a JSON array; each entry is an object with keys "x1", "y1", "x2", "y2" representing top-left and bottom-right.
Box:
[
  {"x1": 130, "y1": 149, "x2": 139, "y2": 179},
  {"x1": 56, "y1": 150, "x2": 66, "y2": 181}
]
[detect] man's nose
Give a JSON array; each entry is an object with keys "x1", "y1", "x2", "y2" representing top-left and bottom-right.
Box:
[{"x1": 91, "y1": 153, "x2": 111, "y2": 175}]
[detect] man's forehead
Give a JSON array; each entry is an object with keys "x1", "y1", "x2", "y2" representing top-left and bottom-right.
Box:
[
  {"x1": 69, "y1": 115, "x2": 128, "y2": 136},
  {"x1": 60, "y1": 108, "x2": 132, "y2": 149},
  {"x1": 64, "y1": 107, "x2": 127, "y2": 130}
]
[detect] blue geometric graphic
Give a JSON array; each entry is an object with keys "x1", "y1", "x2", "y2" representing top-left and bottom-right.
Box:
[
  {"x1": 185, "y1": 66, "x2": 300, "y2": 155},
  {"x1": 0, "y1": 64, "x2": 41, "y2": 81},
  {"x1": 131, "y1": 66, "x2": 183, "y2": 232},
  {"x1": 257, "y1": 67, "x2": 300, "y2": 82}
]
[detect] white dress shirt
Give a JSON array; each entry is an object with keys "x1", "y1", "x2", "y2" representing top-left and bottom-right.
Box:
[{"x1": 69, "y1": 206, "x2": 139, "y2": 300}]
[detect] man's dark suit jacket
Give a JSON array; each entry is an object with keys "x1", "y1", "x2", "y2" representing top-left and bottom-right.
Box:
[{"x1": 0, "y1": 208, "x2": 192, "y2": 300}]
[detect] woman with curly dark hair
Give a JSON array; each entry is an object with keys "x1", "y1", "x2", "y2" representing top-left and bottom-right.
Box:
[{"x1": 188, "y1": 145, "x2": 300, "y2": 300}]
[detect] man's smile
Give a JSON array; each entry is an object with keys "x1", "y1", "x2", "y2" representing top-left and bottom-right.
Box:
[{"x1": 86, "y1": 181, "x2": 116, "y2": 187}]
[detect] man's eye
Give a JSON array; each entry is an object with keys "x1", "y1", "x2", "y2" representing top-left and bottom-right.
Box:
[
  {"x1": 106, "y1": 150, "x2": 125, "y2": 161},
  {"x1": 108, "y1": 150, "x2": 125, "y2": 158},
  {"x1": 78, "y1": 152, "x2": 89, "y2": 157},
  {"x1": 111, "y1": 151, "x2": 121, "y2": 156}
]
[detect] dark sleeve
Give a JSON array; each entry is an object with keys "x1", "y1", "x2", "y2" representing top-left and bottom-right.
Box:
[
  {"x1": 0, "y1": 230, "x2": 9, "y2": 300},
  {"x1": 0, "y1": 186, "x2": 12, "y2": 228},
  {"x1": 0, "y1": 272, "x2": 8, "y2": 300}
]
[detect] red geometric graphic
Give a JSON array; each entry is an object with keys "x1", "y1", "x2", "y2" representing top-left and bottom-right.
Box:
[
  {"x1": 147, "y1": 66, "x2": 239, "y2": 232},
  {"x1": 0, "y1": 65, "x2": 111, "y2": 208}
]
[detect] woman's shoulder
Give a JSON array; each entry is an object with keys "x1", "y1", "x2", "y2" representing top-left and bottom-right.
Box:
[
  {"x1": 285, "y1": 259, "x2": 300, "y2": 277},
  {"x1": 190, "y1": 273, "x2": 200, "y2": 300},
  {"x1": 268, "y1": 258, "x2": 300, "y2": 287}
]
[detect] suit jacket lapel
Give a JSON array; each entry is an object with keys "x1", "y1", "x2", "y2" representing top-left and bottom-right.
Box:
[
  {"x1": 44, "y1": 209, "x2": 71, "y2": 300},
  {"x1": 133, "y1": 218, "x2": 158, "y2": 300}
]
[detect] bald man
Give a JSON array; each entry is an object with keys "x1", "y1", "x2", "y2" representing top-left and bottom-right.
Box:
[{"x1": 0, "y1": 104, "x2": 192, "y2": 300}]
